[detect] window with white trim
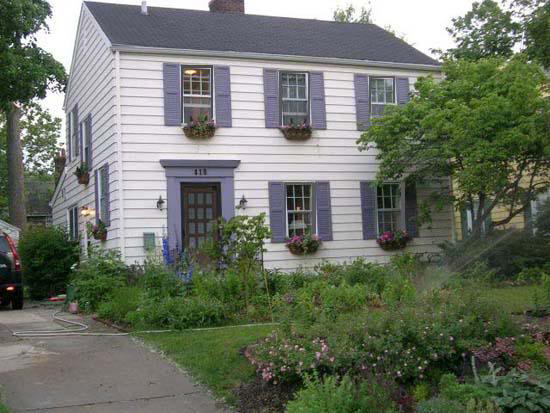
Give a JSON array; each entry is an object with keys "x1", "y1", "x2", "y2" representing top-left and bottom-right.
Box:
[
  {"x1": 280, "y1": 72, "x2": 309, "y2": 126},
  {"x1": 286, "y1": 183, "x2": 315, "y2": 237},
  {"x1": 182, "y1": 67, "x2": 213, "y2": 123},
  {"x1": 82, "y1": 121, "x2": 90, "y2": 166},
  {"x1": 377, "y1": 183, "x2": 401, "y2": 234},
  {"x1": 67, "y1": 206, "x2": 79, "y2": 240},
  {"x1": 370, "y1": 78, "x2": 395, "y2": 105},
  {"x1": 70, "y1": 110, "x2": 79, "y2": 160},
  {"x1": 97, "y1": 166, "x2": 107, "y2": 223}
]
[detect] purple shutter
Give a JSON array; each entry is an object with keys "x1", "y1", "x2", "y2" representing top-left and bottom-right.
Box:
[
  {"x1": 85, "y1": 114, "x2": 92, "y2": 168},
  {"x1": 163, "y1": 63, "x2": 181, "y2": 126},
  {"x1": 72, "y1": 105, "x2": 79, "y2": 158},
  {"x1": 66, "y1": 113, "x2": 71, "y2": 162},
  {"x1": 360, "y1": 181, "x2": 377, "y2": 240},
  {"x1": 268, "y1": 181, "x2": 286, "y2": 243},
  {"x1": 396, "y1": 77, "x2": 410, "y2": 105},
  {"x1": 102, "y1": 163, "x2": 110, "y2": 226},
  {"x1": 214, "y1": 66, "x2": 232, "y2": 127},
  {"x1": 263, "y1": 69, "x2": 280, "y2": 128},
  {"x1": 310, "y1": 72, "x2": 327, "y2": 130},
  {"x1": 315, "y1": 181, "x2": 333, "y2": 241},
  {"x1": 405, "y1": 181, "x2": 418, "y2": 237},
  {"x1": 79, "y1": 122, "x2": 83, "y2": 164},
  {"x1": 94, "y1": 169, "x2": 100, "y2": 225},
  {"x1": 354, "y1": 74, "x2": 370, "y2": 130}
]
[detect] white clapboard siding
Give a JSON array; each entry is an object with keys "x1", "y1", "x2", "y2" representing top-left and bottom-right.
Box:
[
  {"x1": 116, "y1": 53, "x2": 451, "y2": 266},
  {"x1": 50, "y1": 6, "x2": 119, "y2": 251}
]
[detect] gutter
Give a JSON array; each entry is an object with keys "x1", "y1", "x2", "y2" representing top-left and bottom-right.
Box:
[{"x1": 111, "y1": 44, "x2": 442, "y2": 73}]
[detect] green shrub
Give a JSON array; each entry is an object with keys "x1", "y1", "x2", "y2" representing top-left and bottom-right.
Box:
[
  {"x1": 140, "y1": 260, "x2": 184, "y2": 300},
  {"x1": 127, "y1": 295, "x2": 226, "y2": 330},
  {"x1": 416, "y1": 397, "x2": 464, "y2": 413},
  {"x1": 97, "y1": 286, "x2": 142, "y2": 324},
  {"x1": 285, "y1": 374, "x2": 396, "y2": 413},
  {"x1": 71, "y1": 248, "x2": 127, "y2": 311},
  {"x1": 381, "y1": 275, "x2": 415, "y2": 305},
  {"x1": 18, "y1": 226, "x2": 79, "y2": 299},
  {"x1": 439, "y1": 374, "x2": 491, "y2": 404}
]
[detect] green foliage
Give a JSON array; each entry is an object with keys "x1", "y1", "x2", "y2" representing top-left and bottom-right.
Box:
[
  {"x1": 285, "y1": 374, "x2": 396, "y2": 413},
  {"x1": 97, "y1": 286, "x2": 141, "y2": 325},
  {"x1": 439, "y1": 374, "x2": 491, "y2": 404},
  {"x1": 18, "y1": 225, "x2": 78, "y2": 299},
  {"x1": 515, "y1": 341, "x2": 550, "y2": 369},
  {"x1": 139, "y1": 260, "x2": 184, "y2": 300},
  {"x1": 0, "y1": 0, "x2": 66, "y2": 108},
  {"x1": 358, "y1": 57, "x2": 549, "y2": 238},
  {"x1": 71, "y1": 248, "x2": 127, "y2": 311},
  {"x1": 412, "y1": 382, "x2": 431, "y2": 402},
  {"x1": 442, "y1": 0, "x2": 522, "y2": 60},
  {"x1": 416, "y1": 397, "x2": 465, "y2": 413},
  {"x1": 381, "y1": 275, "x2": 416, "y2": 305},
  {"x1": 127, "y1": 295, "x2": 226, "y2": 330},
  {"x1": 481, "y1": 368, "x2": 550, "y2": 412},
  {"x1": 332, "y1": 4, "x2": 372, "y2": 24},
  {"x1": 521, "y1": 0, "x2": 550, "y2": 68}
]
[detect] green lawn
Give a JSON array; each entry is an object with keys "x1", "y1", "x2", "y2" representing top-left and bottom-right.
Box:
[
  {"x1": 0, "y1": 402, "x2": 11, "y2": 413},
  {"x1": 482, "y1": 284, "x2": 539, "y2": 314},
  {"x1": 137, "y1": 324, "x2": 277, "y2": 404}
]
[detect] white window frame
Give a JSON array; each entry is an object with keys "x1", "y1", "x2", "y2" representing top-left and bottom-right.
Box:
[
  {"x1": 67, "y1": 206, "x2": 79, "y2": 240},
  {"x1": 181, "y1": 66, "x2": 213, "y2": 125},
  {"x1": 280, "y1": 72, "x2": 309, "y2": 126},
  {"x1": 376, "y1": 182, "x2": 405, "y2": 235},
  {"x1": 370, "y1": 77, "x2": 396, "y2": 105},
  {"x1": 285, "y1": 182, "x2": 316, "y2": 238}
]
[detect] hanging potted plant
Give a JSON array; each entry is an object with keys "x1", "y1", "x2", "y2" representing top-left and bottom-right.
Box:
[
  {"x1": 376, "y1": 230, "x2": 411, "y2": 251},
  {"x1": 280, "y1": 121, "x2": 312, "y2": 141},
  {"x1": 88, "y1": 220, "x2": 107, "y2": 241},
  {"x1": 74, "y1": 162, "x2": 90, "y2": 185},
  {"x1": 286, "y1": 234, "x2": 322, "y2": 255},
  {"x1": 183, "y1": 114, "x2": 217, "y2": 139}
]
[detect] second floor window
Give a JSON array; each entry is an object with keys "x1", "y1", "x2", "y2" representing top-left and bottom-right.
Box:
[
  {"x1": 82, "y1": 121, "x2": 90, "y2": 166},
  {"x1": 280, "y1": 72, "x2": 309, "y2": 126},
  {"x1": 371, "y1": 78, "x2": 395, "y2": 117},
  {"x1": 67, "y1": 206, "x2": 79, "y2": 240},
  {"x1": 69, "y1": 112, "x2": 79, "y2": 160},
  {"x1": 182, "y1": 67, "x2": 212, "y2": 123}
]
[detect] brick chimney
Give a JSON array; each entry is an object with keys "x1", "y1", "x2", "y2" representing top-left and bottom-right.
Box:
[
  {"x1": 54, "y1": 149, "x2": 66, "y2": 185},
  {"x1": 209, "y1": 0, "x2": 244, "y2": 13}
]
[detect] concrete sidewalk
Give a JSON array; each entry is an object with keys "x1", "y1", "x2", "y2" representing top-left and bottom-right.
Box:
[{"x1": 0, "y1": 306, "x2": 229, "y2": 412}]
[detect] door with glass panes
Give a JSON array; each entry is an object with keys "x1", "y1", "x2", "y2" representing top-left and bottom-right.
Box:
[{"x1": 181, "y1": 184, "x2": 220, "y2": 250}]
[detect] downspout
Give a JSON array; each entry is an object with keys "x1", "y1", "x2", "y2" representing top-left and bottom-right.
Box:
[{"x1": 114, "y1": 50, "x2": 126, "y2": 260}]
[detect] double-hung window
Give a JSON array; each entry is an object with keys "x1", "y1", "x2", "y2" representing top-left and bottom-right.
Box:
[
  {"x1": 182, "y1": 67, "x2": 213, "y2": 123},
  {"x1": 70, "y1": 111, "x2": 79, "y2": 160},
  {"x1": 286, "y1": 183, "x2": 315, "y2": 237},
  {"x1": 67, "y1": 206, "x2": 79, "y2": 240},
  {"x1": 97, "y1": 166, "x2": 108, "y2": 223},
  {"x1": 82, "y1": 122, "x2": 90, "y2": 166},
  {"x1": 377, "y1": 183, "x2": 402, "y2": 234},
  {"x1": 370, "y1": 78, "x2": 395, "y2": 117},
  {"x1": 280, "y1": 72, "x2": 309, "y2": 126}
]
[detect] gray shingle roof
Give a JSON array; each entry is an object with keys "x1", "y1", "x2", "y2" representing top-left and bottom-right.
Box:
[{"x1": 85, "y1": 2, "x2": 440, "y2": 67}]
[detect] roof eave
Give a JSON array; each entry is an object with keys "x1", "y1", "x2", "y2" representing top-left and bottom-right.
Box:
[{"x1": 111, "y1": 44, "x2": 442, "y2": 72}]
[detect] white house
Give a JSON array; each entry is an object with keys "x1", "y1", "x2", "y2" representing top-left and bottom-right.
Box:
[{"x1": 51, "y1": 0, "x2": 453, "y2": 269}]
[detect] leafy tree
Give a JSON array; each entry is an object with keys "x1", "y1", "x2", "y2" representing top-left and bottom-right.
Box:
[
  {"x1": 333, "y1": 4, "x2": 372, "y2": 24},
  {"x1": 0, "y1": 103, "x2": 61, "y2": 221},
  {"x1": 439, "y1": 0, "x2": 549, "y2": 67},
  {"x1": 0, "y1": 0, "x2": 66, "y2": 228},
  {"x1": 357, "y1": 57, "x2": 550, "y2": 239}
]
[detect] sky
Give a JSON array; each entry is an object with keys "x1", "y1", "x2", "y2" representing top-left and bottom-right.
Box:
[{"x1": 37, "y1": 0, "x2": 476, "y2": 131}]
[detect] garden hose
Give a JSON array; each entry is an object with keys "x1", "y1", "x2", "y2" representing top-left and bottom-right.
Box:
[{"x1": 10, "y1": 310, "x2": 279, "y2": 338}]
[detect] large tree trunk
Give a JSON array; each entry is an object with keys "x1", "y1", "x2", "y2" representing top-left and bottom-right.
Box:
[{"x1": 6, "y1": 103, "x2": 27, "y2": 229}]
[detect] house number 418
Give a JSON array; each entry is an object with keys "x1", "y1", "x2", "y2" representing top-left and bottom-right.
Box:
[{"x1": 194, "y1": 168, "x2": 207, "y2": 176}]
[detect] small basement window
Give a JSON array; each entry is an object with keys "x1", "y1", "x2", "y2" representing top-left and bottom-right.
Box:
[
  {"x1": 377, "y1": 183, "x2": 402, "y2": 234},
  {"x1": 182, "y1": 67, "x2": 213, "y2": 124},
  {"x1": 280, "y1": 72, "x2": 309, "y2": 126},
  {"x1": 286, "y1": 183, "x2": 315, "y2": 237}
]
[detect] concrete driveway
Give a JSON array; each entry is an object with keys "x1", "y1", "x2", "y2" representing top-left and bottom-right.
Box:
[{"x1": 0, "y1": 305, "x2": 229, "y2": 412}]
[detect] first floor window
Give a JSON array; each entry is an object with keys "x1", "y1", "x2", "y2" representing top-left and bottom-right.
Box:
[
  {"x1": 280, "y1": 72, "x2": 309, "y2": 126},
  {"x1": 377, "y1": 183, "x2": 401, "y2": 234},
  {"x1": 68, "y1": 206, "x2": 79, "y2": 240},
  {"x1": 182, "y1": 67, "x2": 212, "y2": 123},
  {"x1": 97, "y1": 165, "x2": 108, "y2": 223},
  {"x1": 286, "y1": 183, "x2": 315, "y2": 237}
]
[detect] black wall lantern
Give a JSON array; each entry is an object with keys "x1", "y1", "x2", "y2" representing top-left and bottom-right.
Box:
[
  {"x1": 237, "y1": 194, "x2": 248, "y2": 210},
  {"x1": 156, "y1": 195, "x2": 165, "y2": 211}
]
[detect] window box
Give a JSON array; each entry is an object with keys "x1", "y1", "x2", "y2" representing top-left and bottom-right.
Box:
[
  {"x1": 286, "y1": 234, "x2": 322, "y2": 255},
  {"x1": 74, "y1": 163, "x2": 90, "y2": 185},
  {"x1": 280, "y1": 123, "x2": 312, "y2": 141},
  {"x1": 183, "y1": 115, "x2": 217, "y2": 139},
  {"x1": 88, "y1": 220, "x2": 107, "y2": 241},
  {"x1": 376, "y1": 230, "x2": 411, "y2": 251}
]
